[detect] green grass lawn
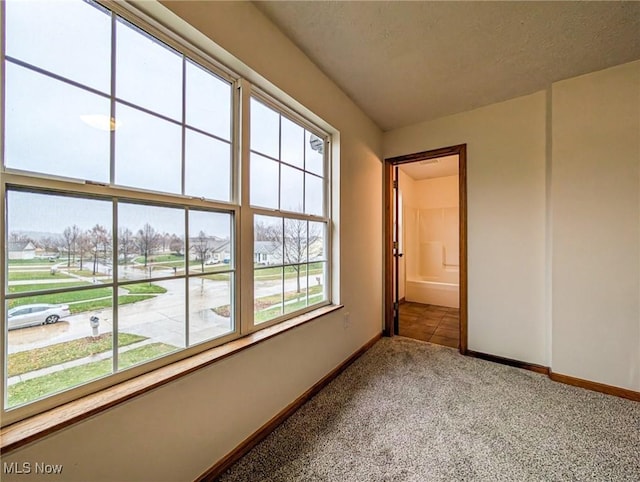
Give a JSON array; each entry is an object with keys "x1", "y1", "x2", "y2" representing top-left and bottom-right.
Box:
[
  {"x1": 8, "y1": 282, "x2": 166, "y2": 313},
  {"x1": 254, "y1": 263, "x2": 324, "y2": 280},
  {"x1": 8, "y1": 287, "x2": 113, "y2": 310},
  {"x1": 8, "y1": 258, "x2": 57, "y2": 266},
  {"x1": 8, "y1": 271, "x2": 73, "y2": 281},
  {"x1": 9, "y1": 281, "x2": 90, "y2": 293},
  {"x1": 133, "y1": 254, "x2": 185, "y2": 264},
  {"x1": 8, "y1": 333, "x2": 147, "y2": 377},
  {"x1": 7, "y1": 342, "x2": 177, "y2": 407},
  {"x1": 122, "y1": 284, "x2": 167, "y2": 295},
  {"x1": 212, "y1": 285, "x2": 325, "y2": 322}
]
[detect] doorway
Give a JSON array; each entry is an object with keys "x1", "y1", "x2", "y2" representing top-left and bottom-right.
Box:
[{"x1": 384, "y1": 144, "x2": 468, "y2": 354}]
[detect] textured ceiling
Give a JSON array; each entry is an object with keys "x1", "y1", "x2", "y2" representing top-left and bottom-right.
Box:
[{"x1": 255, "y1": 1, "x2": 640, "y2": 131}]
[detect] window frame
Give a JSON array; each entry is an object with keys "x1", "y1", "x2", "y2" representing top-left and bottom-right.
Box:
[
  {"x1": 0, "y1": 0, "x2": 335, "y2": 428},
  {"x1": 245, "y1": 89, "x2": 332, "y2": 332}
]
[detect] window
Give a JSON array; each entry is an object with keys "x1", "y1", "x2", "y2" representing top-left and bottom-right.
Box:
[
  {"x1": 1, "y1": 0, "x2": 332, "y2": 425},
  {"x1": 250, "y1": 97, "x2": 330, "y2": 325}
]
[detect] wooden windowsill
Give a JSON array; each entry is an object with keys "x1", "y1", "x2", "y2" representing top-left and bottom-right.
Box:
[{"x1": 1, "y1": 304, "x2": 343, "y2": 454}]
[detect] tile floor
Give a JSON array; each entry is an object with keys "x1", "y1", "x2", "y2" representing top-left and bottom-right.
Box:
[{"x1": 398, "y1": 301, "x2": 460, "y2": 349}]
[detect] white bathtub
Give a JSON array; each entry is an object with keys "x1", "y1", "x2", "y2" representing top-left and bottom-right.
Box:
[{"x1": 405, "y1": 278, "x2": 459, "y2": 308}]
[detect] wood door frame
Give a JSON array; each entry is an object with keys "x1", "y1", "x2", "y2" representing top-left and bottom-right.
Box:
[{"x1": 384, "y1": 144, "x2": 468, "y2": 355}]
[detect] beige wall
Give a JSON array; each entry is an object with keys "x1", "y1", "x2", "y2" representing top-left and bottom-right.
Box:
[
  {"x1": 2, "y1": 2, "x2": 383, "y2": 481},
  {"x1": 385, "y1": 60, "x2": 640, "y2": 390},
  {"x1": 386, "y1": 92, "x2": 548, "y2": 365},
  {"x1": 551, "y1": 61, "x2": 640, "y2": 391}
]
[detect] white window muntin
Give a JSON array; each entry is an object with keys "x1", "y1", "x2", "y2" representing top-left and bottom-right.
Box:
[{"x1": 2, "y1": 0, "x2": 238, "y2": 206}]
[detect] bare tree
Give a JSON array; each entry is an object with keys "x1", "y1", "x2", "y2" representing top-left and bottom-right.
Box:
[
  {"x1": 161, "y1": 232, "x2": 172, "y2": 252},
  {"x1": 9, "y1": 232, "x2": 30, "y2": 243},
  {"x1": 77, "y1": 232, "x2": 90, "y2": 271},
  {"x1": 271, "y1": 219, "x2": 321, "y2": 294},
  {"x1": 254, "y1": 220, "x2": 278, "y2": 242},
  {"x1": 169, "y1": 234, "x2": 184, "y2": 255},
  {"x1": 191, "y1": 231, "x2": 213, "y2": 273},
  {"x1": 62, "y1": 225, "x2": 80, "y2": 267},
  {"x1": 88, "y1": 224, "x2": 111, "y2": 275},
  {"x1": 135, "y1": 223, "x2": 159, "y2": 267},
  {"x1": 41, "y1": 236, "x2": 60, "y2": 256},
  {"x1": 118, "y1": 228, "x2": 134, "y2": 266}
]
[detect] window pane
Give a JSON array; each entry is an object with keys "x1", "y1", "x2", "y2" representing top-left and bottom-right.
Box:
[
  {"x1": 281, "y1": 117, "x2": 304, "y2": 168},
  {"x1": 118, "y1": 203, "x2": 184, "y2": 281},
  {"x1": 6, "y1": 288, "x2": 113, "y2": 408},
  {"x1": 4, "y1": 63, "x2": 110, "y2": 182},
  {"x1": 305, "y1": 131, "x2": 324, "y2": 176},
  {"x1": 5, "y1": 0, "x2": 111, "y2": 92},
  {"x1": 185, "y1": 130, "x2": 231, "y2": 202},
  {"x1": 309, "y1": 222, "x2": 326, "y2": 261},
  {"x1": 250, "y1": 153, "x2": 279, "y2": 209},
  {"x1": 305, "y1": 173, "x2": 324, "y2": 216},
  {"x1": 114, "y1": 104, "x2": 182, "y2": 194},
  {"x1": 189, "y1": 274, "x2": 233, "y2": 346},
  {"x1": 284, "y1": 264, "x2": 308, "y2": 314},
  {"x1": 189, "y1": 210, "x2": 232, "y2": 274},
  {"x1": 284, "y1": 218, "x2": 308, "y2": 266},
  {"x1": 254, "y1": 215, "x2": 282, "y2": 266},
  {"x1": 7, "y1": 191, "x2": 113, "y2": 285},
  {"x1": 117, "y1": 280, "x2": 183, "y2": 370},
  {"x1": 185, "y1": 60, "x2": 231, "y2": 140},
  {"x1": 250, "y1": 98, "x2": 279, "y2": 159},
  {"x1": 116, "y1": 18, "x2": 182, "y2": 120},
  {"x1": 281, "y1": 165, "x2": 304, "y2": 213},
  {"x1": 308, "y1": 262, "x2": 328, "y2": 305},
  {"x1": 254, "y1": 268, "x2": 283, "y2": 324}
]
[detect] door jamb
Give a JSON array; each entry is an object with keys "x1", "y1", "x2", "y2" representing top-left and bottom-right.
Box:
[{"x1": 383, "y1": 144, "x2": 468, "y2": 355}]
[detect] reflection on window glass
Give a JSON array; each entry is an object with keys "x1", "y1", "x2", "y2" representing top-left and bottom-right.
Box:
[
  {"x1": 185, "y1": 129, "x2": 231, "y2": 202},
  {"x1": 117, "y1": 281, "x2": 183, "y2": 371},
  {"x1": 250, "y1": 98, "x2": 279, "y2": 159},
  {"x1": 185, "y1": 60, "x2": 232, "y2": 140},
  {"x1": 6, "y1": 287, "x2": 114, "y2": 408},
  {"x1": 5, "y1": 0, "x2": 111, "y2": 93},
  {"x1": 114, "y1": 103, "x2": 182, "y2": 194},
  {"x1": 4, "y1": 63, "x2": 110, "y2": 181},
  {"x1": 250, "y1": 153, "x2": 279, "y2": 209},
  {"x1": 189, "y1": 210, "x2": 233, "y2": 274},
  {"x1": 305, "y1": 131, "x2": 324, "y2": 176},
  {"x1": 118, "y1": 203, "x2": 184, "y2": 281},
  {"x1": 189, "y1": 275, "x2": 233, "y2": 346},
  {"x1": 116, "y1": 18, "x2": 182, "y2": 120}
]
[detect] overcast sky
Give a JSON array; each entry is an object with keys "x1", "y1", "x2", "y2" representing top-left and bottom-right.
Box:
[{"x1": 4, "y1": 0, "x2": 324, "y2": 237}]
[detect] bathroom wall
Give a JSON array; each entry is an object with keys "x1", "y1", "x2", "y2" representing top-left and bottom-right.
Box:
[
  {"x1": 413, "y1": 175, "x2": 459, "y2": 283},
  {"x1": 403, "y1": 174, "x2": 459, "y2": 284},
  {"x1": 401, "y1": 171, "x2": 460, "y2": 308}
]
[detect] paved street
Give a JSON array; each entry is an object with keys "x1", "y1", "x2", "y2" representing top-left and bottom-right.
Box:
[{"x1": 7, "y1": 272, "x2": 323, "y2": 355}]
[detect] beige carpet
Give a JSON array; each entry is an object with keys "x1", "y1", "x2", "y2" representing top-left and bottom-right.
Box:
[{"x1": 219, "y1": 337, "x2": 640, "y2": 481}]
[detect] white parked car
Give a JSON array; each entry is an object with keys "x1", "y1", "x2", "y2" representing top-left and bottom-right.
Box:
[{"x1": 7, "y1": 304, "x2": 71, "y2": 330}]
